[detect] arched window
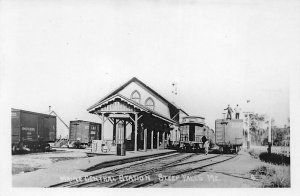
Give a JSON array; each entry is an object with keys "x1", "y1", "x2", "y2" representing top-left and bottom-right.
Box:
[
  {"x1": 131, "y1": 90, "x2": 141, "y2": 103},
  {"x1": 145, "y1": 97, "x2": 155, "y2": 110}
]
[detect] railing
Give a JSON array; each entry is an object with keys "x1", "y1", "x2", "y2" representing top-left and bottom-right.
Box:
[
  {"x1": 180, "y1": 134, "x2": 204, "y2": 143},
  {"x1": 180, "y1": 134, "x2": 189, "y2": 142},
  {"x1": 273, "y1": 146, "x2": 290, "y2": 157}
]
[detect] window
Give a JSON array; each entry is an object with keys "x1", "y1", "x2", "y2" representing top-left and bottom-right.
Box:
[
  {"x1": 145, "y1": 97, "x2": 155, "y2": 110},
  {"x1": 131, "y1": 90, "x2": 141, "y2": 103}
]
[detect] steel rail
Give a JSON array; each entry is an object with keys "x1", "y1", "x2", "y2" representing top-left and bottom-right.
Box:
[
  {"x1": 105, "y1": 154, "x2": 223, "y2": 188},
  {"x1": 130, "y1": 154, "x2": 238, "y2": 188},
  {"x1": 66, "y1": 153, "x2": 198, "y2": 188},
  {"x1": 49, "y1": 152, "x2": 194, "y2": 188}
]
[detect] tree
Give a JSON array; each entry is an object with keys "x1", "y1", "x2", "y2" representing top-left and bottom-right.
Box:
[
  {"x1": 249, "y1": 113, "x2": 265, "y2": 145},
  {"x1": 249, "y1": 113, "x2": 265, "y2": 132}
]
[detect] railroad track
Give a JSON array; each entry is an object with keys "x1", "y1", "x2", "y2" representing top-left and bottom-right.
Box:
[
  {"x1": 57, "y1": 153, "x2": 233, "y2": 188},
  {"x1": 49, "y1": 152, "x2": 196, "y2": 188},
  {"x1": 129, "y1": 154, "x2": 238, "y2": 188}
]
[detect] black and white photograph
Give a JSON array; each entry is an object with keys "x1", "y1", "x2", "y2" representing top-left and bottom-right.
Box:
[{"x1": 0, "y1": 0, "x2": 300, "y2": 194}]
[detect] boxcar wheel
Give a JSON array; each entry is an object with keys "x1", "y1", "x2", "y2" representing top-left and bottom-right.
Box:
[
  {"x1": 12, "y1": 145, "x2": 16, "y2": 154},
  {"x1": 219, "y1": 146, "x2": 223, "y2": 154},
  {"x1": 45, "y1": 144, "x2": 50, "y2": 152}
]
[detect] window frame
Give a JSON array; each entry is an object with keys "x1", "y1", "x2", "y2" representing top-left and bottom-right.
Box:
[
  {"x1": 131, "y1": 90, "x2": 141, "y2": 104},
  {"x1": 145, "y1": 97, "x2": 155, "y2": 110}
]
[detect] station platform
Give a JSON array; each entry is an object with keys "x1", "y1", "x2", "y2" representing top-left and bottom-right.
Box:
[{"x1": 12, "y1": 149, "x2": 177, "y2": 187}]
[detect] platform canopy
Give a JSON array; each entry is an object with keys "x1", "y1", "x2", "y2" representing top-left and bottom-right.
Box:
[{"x1": 88, "y1": 94, "x2": 176, "y2": 125}]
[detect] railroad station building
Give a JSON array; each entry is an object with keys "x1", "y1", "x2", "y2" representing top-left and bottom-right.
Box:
[{"x1": 87, "y1": 77, "x2": 188, "y2": 152}]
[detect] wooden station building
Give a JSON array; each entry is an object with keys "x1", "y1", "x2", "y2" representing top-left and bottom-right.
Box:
[{"x1": 87, "y1": 77, "x2": 188, "y2": 152}]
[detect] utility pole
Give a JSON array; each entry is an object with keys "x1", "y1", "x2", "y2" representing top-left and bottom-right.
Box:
[
  {"x1": 243, "y1": 112, "x2": 251, "y2": 149},
  {"x1": 247, "y1": 113, "x2": 250, "y2": 149},
  {"x1": 244, "y1": 100, "x2": 252, "y2": 149},
  {"x1": 268, "y1": 116, "x2": 272, "y2": 154}
]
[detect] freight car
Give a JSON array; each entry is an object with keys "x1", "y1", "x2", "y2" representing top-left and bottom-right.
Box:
[
  {"x1": 11, "y1": 108, "x2": 56, "y2": 154},
  {"x1": 215, "y1": 119, "x2": 243, "y2": 153},
  {"x1": 69, "y1": 120, "x2": 101, "y2": 146},
  {"x1": 177, "y1": 116, "x2": 213, "y2": 152}
]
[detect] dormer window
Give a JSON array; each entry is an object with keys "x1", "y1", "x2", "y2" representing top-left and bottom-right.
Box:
[
  {"x1": 145, "y1": 97, "x2": 155, "y2": 110},
  {"x1": 131, "y1": 90, "x2": 141, "y2": 103}
]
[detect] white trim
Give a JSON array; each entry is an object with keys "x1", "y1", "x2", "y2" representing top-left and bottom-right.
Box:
[{"x1": 152, "y1": 114, "x2": 176, "y2": 125}]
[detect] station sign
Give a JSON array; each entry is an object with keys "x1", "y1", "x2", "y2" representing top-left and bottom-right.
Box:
[{"x1": 109, "y1": 114, "x2": 130, "y2": 118}]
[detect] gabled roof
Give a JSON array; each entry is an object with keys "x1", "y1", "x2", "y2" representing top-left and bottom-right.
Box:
[
  {"x1": 171, "y1": 102, "x2": 189, "y2": 116},
  {"x1": 180, "y1": 109, "x2": 189, "y2": 116},
  {"x1": 88, "y1": 93, "x2": 177, "y2": 124},
  {"x1": 87, "y1": 77, "x2": 188, "y2": 115},
  {"x1": 88, "y1": 93, "x2": 148, "y2": 113}
]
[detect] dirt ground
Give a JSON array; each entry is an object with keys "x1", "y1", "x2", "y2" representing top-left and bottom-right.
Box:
[
  {"x1": 153, "y1": 149, "x2": 268, "y2": 188},
  {"x1": 12, "y1": 149, "x2": 89, "y2": 175}
]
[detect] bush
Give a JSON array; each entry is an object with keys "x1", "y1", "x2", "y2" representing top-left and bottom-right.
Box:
[
  {"x1": 250, "y1": 165, "x2": 290, "y2": 187},
  {"x1": 259, "y1": 152, "x2": 290, "y2": 165},
  {"x1": 250, "y1": 165, "x2": 275, "y2": 177}
]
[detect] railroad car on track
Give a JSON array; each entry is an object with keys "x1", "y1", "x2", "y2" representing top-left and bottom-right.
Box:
[
  {"x1": 215, "y1": 119, "x2": 243, "y2": 153},
  {"x1": 171, "y1": 116, "x2": 212, "y2": 152},
  {"x1": 11, "y1": 108, "x2": 56, "y2": 154},
  {"x1": 69, "y1": 120, "x2": 101, "y2": 146}
]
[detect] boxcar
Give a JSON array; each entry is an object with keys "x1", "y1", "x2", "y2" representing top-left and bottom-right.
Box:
[
  {"x1": 69, "y1": 120, "x2": 101, "y2": 145},
  {"x1": 215, "y1": 119, "x2": 243, "y2": 153},
  {"x1": 11, "y1": 108, "x2": 56, "y2": 153}
]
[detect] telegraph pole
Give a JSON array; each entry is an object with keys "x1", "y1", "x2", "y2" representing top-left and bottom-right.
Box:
[
  {"x1": 244, "y1": 100, "x2": 252, "y2": 149},
  {"x1": 247, "y1": 113, "x2": 251, "y2": 149},
  {"x1": 268, "y1": 116, "x2": 272, "y2": 154},
  {"x1": 243, "y1": 112, "x2": 251, "y2": 149}
]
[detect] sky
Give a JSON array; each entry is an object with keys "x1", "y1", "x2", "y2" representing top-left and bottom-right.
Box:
[{"x1": 1, "y1": 0, "x2": 299, "y2": 133}]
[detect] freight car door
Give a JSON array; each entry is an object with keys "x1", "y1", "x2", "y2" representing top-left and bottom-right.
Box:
[
  {"x1": 21, "y1": 112, "x2": 38, "y2": 141},
  {"x1": 38, "y1": 117, "x2": 44, "y2": 141},
  {"x1": 49, "y1": 117, "x2": 56, "y2": 141}
]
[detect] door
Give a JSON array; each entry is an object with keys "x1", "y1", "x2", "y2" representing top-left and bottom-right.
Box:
[
  {"x1": 189, "y1": 124, "x2": 195, "y2": 141},
  {"x1": 38, "y1": 117, "x2": 44, "y2": 141}
]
